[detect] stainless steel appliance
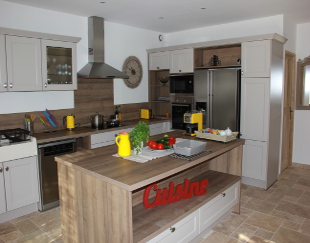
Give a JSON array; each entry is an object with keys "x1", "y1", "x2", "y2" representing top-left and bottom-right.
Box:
[
  {"x1": 194, "y1": 68, "x2": 241, "y2": 132},
  {"x1": 38, "y1": 138, "x2": 76, "y2": 211},
  {"x1": 170, "y1": 74, "x2": 194, "y2": 94}
]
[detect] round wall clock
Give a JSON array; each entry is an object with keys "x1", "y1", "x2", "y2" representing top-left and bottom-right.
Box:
[{"x1": 122, "y1": 56, "x2": 143, "y2": 89}]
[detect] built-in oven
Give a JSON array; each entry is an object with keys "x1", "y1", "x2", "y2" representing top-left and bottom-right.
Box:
[
  {"x1": 170, "y1": 74, "x2": 194, "y2": 94},
  {"x1": 171, "y1": 103, "x2": 192, "y2": 130},
  {"x1": 37, "y1": 138, "x2": 76, "y2": 211}
]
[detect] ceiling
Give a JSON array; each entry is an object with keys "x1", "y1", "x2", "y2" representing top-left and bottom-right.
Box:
[{"x1": 3, "y1": 0, "x2": 310, "y2": 33}]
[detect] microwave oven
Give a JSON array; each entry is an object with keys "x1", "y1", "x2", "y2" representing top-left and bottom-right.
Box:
[{"x1": 170, "y1": 74, "x2": 194, "y2": 94}]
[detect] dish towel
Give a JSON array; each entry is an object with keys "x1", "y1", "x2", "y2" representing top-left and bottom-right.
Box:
[{"x1": 113, "y1": 138, "x2": 186, "y2": 163}]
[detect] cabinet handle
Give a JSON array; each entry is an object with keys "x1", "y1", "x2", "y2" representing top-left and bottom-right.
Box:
[
  {"x1": 9, "y1": 83, "x2": 13, "y2": 88},
  {"x1": 44, "y1": 83, "x2": 47, "y2": 88},
  {"x1": 3, "y1": 83, "x2": 7, "y2": 88},
  {"x1": 222, "y1": 192, "x2": 226, "y2": 197},
  {"x1": 157, "y1": 67, "x2": 159, "y2": 69},
  {"x1": 0, "y1": 168, "x2": 2, "y2": 173},
  {"x1": 241, "y1": 71, "x2": 244, "y2": 75},
  {"x1": 169, "y1": 227, "x2": 176, "y2": 232},
  {"x1": 179, "y1": 70, "x2": 182, "y2": 72},
  {"x1": 5, "y1": 167, "x2": 9, "y2": 171}
]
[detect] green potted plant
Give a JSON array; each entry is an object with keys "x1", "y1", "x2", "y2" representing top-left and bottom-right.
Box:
[{"x1": 130, "y1": 121, "x2": 150, "y2": 154}]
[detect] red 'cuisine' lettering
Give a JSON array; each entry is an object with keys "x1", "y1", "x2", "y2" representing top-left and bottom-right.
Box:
[{"x1": 143, "y1": 179, "x2": 209, "y2": 209}]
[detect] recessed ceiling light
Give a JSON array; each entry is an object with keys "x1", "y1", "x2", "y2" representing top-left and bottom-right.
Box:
[
  {"x1": 159, "y1": 17, "x2": 164, "y2": 20},
  {"x1": 100, "y1": 2, "x2": 106, "y2": 3},
  {"x1": 201, "y1": 7, "x2": 206, "y2": 9}
]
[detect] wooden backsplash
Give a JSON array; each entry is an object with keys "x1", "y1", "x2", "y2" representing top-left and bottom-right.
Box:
[{"x1": 0, "y1": 78, "x2": 149, "y2": 133}]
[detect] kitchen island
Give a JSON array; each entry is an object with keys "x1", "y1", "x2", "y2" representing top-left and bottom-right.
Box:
[{"x1": 55, "y1": 131, "x2": 244, "y2": 243}]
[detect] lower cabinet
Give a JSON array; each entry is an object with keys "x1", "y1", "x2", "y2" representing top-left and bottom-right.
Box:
[
  {"x1": 147, "y1": 210, "x2": 199, "y2": 243},
  {"x1": 0, "y1": 156, "x2": 39, "y2": 213},
  {"x1": 147, "y1": 182, "x2": 238, "y2": 243},
  {"x1": 242, "y1": 140, "x2": 267, "y2": 181},
  {"x1": 90, "y1": 122, "x2": 171, "y2": 149}
]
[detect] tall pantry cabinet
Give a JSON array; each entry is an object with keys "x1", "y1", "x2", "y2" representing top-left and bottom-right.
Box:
[{"x1": 240, "y1": 38, "x2": 286, "y2": 189}]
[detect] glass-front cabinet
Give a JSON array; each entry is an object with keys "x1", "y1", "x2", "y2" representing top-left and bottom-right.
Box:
[{"x1": 41, "y1": 40, "x2": 77, "y2": 91}]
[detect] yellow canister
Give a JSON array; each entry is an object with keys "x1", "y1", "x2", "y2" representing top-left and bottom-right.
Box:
[
  {"x1": 63, "y1": 114, "x2": 75, "y2": 130},
  {"x1": 115, "y1": 132, "x2": 131, "y2": 157}
]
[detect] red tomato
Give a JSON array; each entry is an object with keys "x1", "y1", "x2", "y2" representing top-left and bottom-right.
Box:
[
  {"x1": 157, "y1": 143, "x2": 164, "y2": 150},
  {"x1": 150, "y1": 142, "x2": 157, "y2": 150},
  {"x1": 147, "y1": 140, "x2": 155, "y2": 147}
]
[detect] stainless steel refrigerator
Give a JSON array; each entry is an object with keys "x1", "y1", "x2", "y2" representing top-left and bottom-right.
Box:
[{"x1": 194, "y1": 68, "x2": 241, "y2": 132}]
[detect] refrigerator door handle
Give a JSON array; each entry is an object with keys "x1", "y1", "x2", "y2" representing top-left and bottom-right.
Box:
[{"x1": 209, "y1": 71, "x2": 214, "y2": 128}]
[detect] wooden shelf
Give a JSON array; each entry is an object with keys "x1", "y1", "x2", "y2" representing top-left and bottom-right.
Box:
[
  {"x1": 132, "y1": 170, "x2": 240, "y2": 242},
  {"x1": 195, "y1": 65, "x2": 241, "y2": 70}
]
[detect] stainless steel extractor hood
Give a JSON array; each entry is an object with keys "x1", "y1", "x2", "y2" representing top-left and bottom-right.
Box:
[{"x1": 78, "y1": 16, "x2": 129, "y2": 79}]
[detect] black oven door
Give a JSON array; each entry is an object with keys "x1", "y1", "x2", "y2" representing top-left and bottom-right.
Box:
[{"x1": 171, "y1": 103, "x2": 192, "y2": 130}]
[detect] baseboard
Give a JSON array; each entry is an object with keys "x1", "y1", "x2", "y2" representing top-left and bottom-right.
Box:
[
  {"x1": 0, "y1": 203, "x2": 38, "y2": 223},
  {"x1": 241, "y1": 176, "x2": 266, "y2": 189}
]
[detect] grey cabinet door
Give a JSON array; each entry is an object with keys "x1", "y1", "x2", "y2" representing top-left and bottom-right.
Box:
[
  {"x1": 6, "y1": 36, "x2": 42, "y2": 91},
  {"x1": 0, "y1": 34, "x2": 7, "y2": 92}
]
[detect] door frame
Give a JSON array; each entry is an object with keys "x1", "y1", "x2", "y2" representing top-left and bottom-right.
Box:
[{"x1": 280, "y1": 51, "x2": 296, "y2": 172}]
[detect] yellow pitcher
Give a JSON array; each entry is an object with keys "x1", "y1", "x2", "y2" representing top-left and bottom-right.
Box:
[{"x1": 115, "y1": 132, "x2": 131, "y2": 157}]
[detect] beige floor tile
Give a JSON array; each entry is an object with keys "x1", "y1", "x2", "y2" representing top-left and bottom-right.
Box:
[
  {"x1": 253, "y1": 228, "x2": 274, "y2": 240},
  {"x1": 275, "y1": 200, "x2": 310, "y2": 219},
  {"x1": 296, "y1": 177, "x2": 310, "y2": 187},
  {"x1": 272, "y1": 227, "x2": 310, "y2": 243},
  {"x1": 243, "y1": 198, "x2": 277, "y2": 214},
  {"x1": 292, "y1": 183, "x2": 310, "y2": 192},
  {"x1": 213, "y1": 213, "x2": 247, "y2": 236},
  {"x1": 13, "y1": 230, "x2": 52, "y2": 243},
  {"x1": 0, "y1": 222, "x2": 16, "y2": 236},
  {"x1": 299, "y1": 219, "x2": 310, "y2": 236},
  {"x1": 242, "y1": 186, "x2": 274, "y2": 200},
  {"x1": 291, "y1": 167, "x2": 310, "y2": 177},
  {"x1": 247, "y1": 235, "x2": 276, "y2": 243},
  {"x1": 14, "y1": 219, "x2": 40, "y2": 235},
  {"x1": 244, "y1": 212, "x2": 283, "y2": 232},
  {"x1": 230, "y1": 223, "x2": 257, "y2": 241},
  {"x1": 270, "y1": 210, "x2": 305, "y2": 224},
  {"x1": 281, "y1": 220, "x2": 301, "y2": 231},
  {"x1": 298, "y1": 191, "x2": 310, "y2": 206},
  {"x1": 0, "y1": 229, "x2": 23, "y2": 242},
  {"x1": 239, "y1": 207, "x2": 255, "y2": 217},
  {"x1": 273, "y1": 178, "x2": 296, "y2": 188},
  {"x1": 200, "y1": 231, "x2": 238, "y2": 243},
  {"x1": 9, "y1": 211, "x2": 41, "y2": 224}
]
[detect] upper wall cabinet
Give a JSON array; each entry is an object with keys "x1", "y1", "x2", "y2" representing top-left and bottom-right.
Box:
[
  {"x1": 41, "y1": 40, "x2": 77, "y2": 91},
  {"x1": 0, "y1": 35, "x2": 7, "y2": 92},
  {"x1": 6, "y1": 36, "x2": 42, "y2": 91},
  {"x1": 241, "y1": 40, "x2": 271, "y2": 77},
  {"x1": 170, "y1": 48, "x2": 194, "y2": 74},
  {"x1": 149, "y1": 51, "x2": 169, "y2": 70},
  {"x1": 0, "y1": 27, "x2": 80, "y2": 92}
]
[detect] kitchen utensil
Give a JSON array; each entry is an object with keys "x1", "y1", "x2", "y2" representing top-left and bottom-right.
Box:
[
  {"x1": 88, "y1": 112, "x2": 105, "y2": 130},
  {"x1": 41, "y1": 116, "x2": 51, "y2": 127},
  {"x1": 115, "y1": 132, "x2": 131, "y2": 157},
  {"x1": 63, "y1": 114, "x2": 75, "y2": 130},
  {"x1": 43, "y1": 111, "x2": 56, "y2": 127},
  {"x1": 46, "y1": 109, "x2": 58, "y2": 125}
]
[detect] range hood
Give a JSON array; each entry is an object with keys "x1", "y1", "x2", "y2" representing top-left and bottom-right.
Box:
[{"x1": 78, "y1": 16, "x2": 129, "y2": 79}]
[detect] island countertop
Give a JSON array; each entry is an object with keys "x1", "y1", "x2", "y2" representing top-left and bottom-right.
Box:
[{"x1": 55, "y1": 130, "x2": 244, "y2": 191}]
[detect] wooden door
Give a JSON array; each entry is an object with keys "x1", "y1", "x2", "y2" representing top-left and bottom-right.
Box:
[{"x1": 281, "y1": 51, "x2": 296, "y2": 171}]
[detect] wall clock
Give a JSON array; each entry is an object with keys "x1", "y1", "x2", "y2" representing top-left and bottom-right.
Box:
[{"x1": 122, "y1": 56, "x2": 143, "y2": 89}]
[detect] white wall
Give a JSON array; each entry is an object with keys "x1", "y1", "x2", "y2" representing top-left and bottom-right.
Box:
[{"x1": 292, "y1": 22, "x2": 310, "y2": 165}]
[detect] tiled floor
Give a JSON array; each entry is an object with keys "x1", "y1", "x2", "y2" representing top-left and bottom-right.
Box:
[{"x1": 0, "y1": 166, "x2": 309, "y2": 243}]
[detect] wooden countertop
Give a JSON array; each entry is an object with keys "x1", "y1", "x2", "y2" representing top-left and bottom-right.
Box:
[
  {"x1": 34, "y1": 118, "x2": 169, "y2": 144},
  {"x1": 55, "y1": 130, "x2": 244, "y2": 192}
]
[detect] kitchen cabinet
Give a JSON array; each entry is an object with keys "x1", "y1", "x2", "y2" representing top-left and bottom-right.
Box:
[
  {"x1": 148, "y1": 182, "x2": 239, "y2": 243},
  {"x1": 240, "y1": 78, "x2": 270, "y2": 141},
  {"x1": 41, "y1": 40, "x2": 77, "y2": 90},
  {"x1": 0, "y1": 156, "x2": 39, "y2": 213},
  {"x1": 0, "y1": 34, "x2": 7, "y2": 93},
  {"x1": 147, "y1": 210, "x2": 199, "y2": 243},
  {"x1": 242, "y1": 140, "x2": 267, "y2": 182},
  {"x1": 241, "y1": 40, "x2": 271, "y2": 77},
  {"x1": 170, "y1": 49, "x2": 194, "y2": 74},
  {"x1": 149, "y1": 70, "x2": 171, "y2": 117},
  {"x1": 240, "y1": 39, "x2": 284, "y2": 189},
  {"x1": 149, "y1": 51, "x2": 169, "y2": 70},
  {"x1": 6, "y1": 35, "x2": 42, "y2": 91}
]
